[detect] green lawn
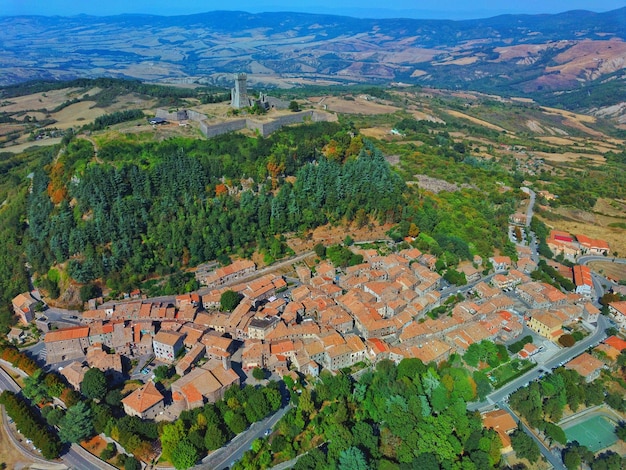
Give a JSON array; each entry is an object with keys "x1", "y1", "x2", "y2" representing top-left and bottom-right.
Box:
[{"x1": 489, "y1": 359, "x2": 535, "y2": 388}]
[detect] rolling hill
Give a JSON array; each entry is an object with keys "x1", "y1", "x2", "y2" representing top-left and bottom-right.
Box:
[{"x1": 1, "y1": 8, "x2": 626, "y2": 101}]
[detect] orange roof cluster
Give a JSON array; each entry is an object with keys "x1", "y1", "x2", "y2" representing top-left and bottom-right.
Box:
[{"x1": 576, "y1": 234, "x2": 609, "y2": 251}]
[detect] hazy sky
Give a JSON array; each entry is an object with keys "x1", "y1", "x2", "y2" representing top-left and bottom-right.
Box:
[{"x1": 2, "y1": 0, "x2": 625, "y2": 19}]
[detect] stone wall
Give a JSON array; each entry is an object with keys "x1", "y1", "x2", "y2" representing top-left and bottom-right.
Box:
[
  {"x1": 156, "y1": 107, "x2": 336, "y2": 139},
  {"x1": 201, "y1": 119, "x2": 248, "y2": 138},
  {"x1": 155, "y1": 108, "x2": 188, "y2": 121}
]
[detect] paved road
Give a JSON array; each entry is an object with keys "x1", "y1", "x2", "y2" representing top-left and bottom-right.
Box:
[
  {"x1": 522, "y1": 187, "x2": 536, "y2": 229},
  {"x1": 500, "y1": 401, "x2": 566, "y2": 470},
  {"x1": 0, "y1": 365, "x2": 113, "y2": 470},
  {"x1": 197, "y1": 251, "x2": 315, "y2": 297},
  {"x1": 578, "y1": 256, "x2": 626, "y2": 266},
  {"x1": 198, "y1": 405, "x2": 293, "y2": 469}
]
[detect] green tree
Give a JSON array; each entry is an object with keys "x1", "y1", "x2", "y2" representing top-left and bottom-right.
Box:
[
  {"x1": 563, "y1": 448, "x2": 582, "y2": 470},
  {"x1": 44, "y1": 406, "x2": 65, "y2": 426},
  {"x1": 124, "y1": 456, "x2": 140, "y2": 470},
  {"x1": 252, "y1": 367, "x2": 265, "y2": 380},
  {"x1": 22, "y1": 369, "x2": 50, "y2": 405},
  {"x1": 171, "y1": 439, "x2": 198, "y2": 470},
  {"x1": 545, "y1": 422, "x2": 567, "y2": 445},
  {"x1": 220, "y1": 290, "x2": 242, "y2": 311},
  {"x1": 289, "y1": 101, "x2": 301, "y2": 112},
  {"x1": 79, "y1": 283, "x2": 101, "y2": 302},
  {"x1": 161, "y1": 420, "x2": 187, "y2": 462},
  {"x1": 58, "y1": 401, "x2": 94, "y2": 443},
  {"x1": 338, "y1": 446, "x2": 368, "y2": 470},
  {"x1": 204, "y1": 424, "x2": 227, "y2": 451},
  {"x1": 81, "y1": 367, "x2": 108, "y2": 401},
  {"x1": 100, "y1": 442, "x2": 117, "y2": 460},
  {"x1": 154, "y1": 365, "x2": 171, "y2": 382},
  {"x1": 105, "y1": 389, "x2": 123, "y2": 407},
  {"x1": 510, "y1": 429, "x2": 540, "y2": 463},
  {"x1": 313, "y1": 243, "x2": 326, "y2": 258}
]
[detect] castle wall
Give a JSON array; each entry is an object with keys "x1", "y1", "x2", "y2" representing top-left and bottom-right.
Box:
[
  {"x1": 155, "y1": 109, "x2": 189, "y2": 121},
  {"x1": 157, "y1": 103, "x2": 336, "y2": 140},
  {"x1": 201, "y1": 119, "x2": 248, "y2": 138}
]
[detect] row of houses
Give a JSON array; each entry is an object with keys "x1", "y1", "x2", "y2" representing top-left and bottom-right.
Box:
[{"x1": 547, "y1": 230, "x2": 610, "y2": 258}]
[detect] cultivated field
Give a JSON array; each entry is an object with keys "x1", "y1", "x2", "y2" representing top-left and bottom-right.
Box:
[
  {"x1": 321, "y1": 96, "x2": 400, "y2": 115},
  {"x1": 1, "y1": 138, "x2": 63, "y2": 154},
  {"x1": 536, "y1": 151, "x2": 606, "y2": 164},
  {"x1": 587, "y1": 261, "x2": 626, "y2": 282},
  {"x1": 444, "y1": 109, "x2": 508, "y2": 132}
]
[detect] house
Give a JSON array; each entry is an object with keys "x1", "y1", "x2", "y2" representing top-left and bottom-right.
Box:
[
  {"x1": 604, "y1": 336, "x2": 626, "y2": 353},
  {"x1": 578, "y1": 304, "x2": 598, "y2": 324},
  {"x1": 12, "y1": 292, "x2": 37, "y2": 325},
  {"x1": 247, "y1": 316, "x2": 280, "y2": 340},
  {"x1": 516, "y1": 282, "x2": 566, "y2": 309},
  {"x1": 175, "y1": 343, "x2": 206, "y2": 376},
  {"x1": 527, "y1": 312, "x2": 563, "y2": 340},
  {"x1": 59, "y1": 361, "x2": 88, "y2": 391},
  {"x1": 547, "y1": 230, "x2": 580, "y2": 259},
  {"x1": 489, "y1": 256, "x2": 512, "y2": 273},
  {"x1": 171, "y1": 360, "x2": 240, "y2": 411},
  {"x1": 88, "y1": 322, "x2": 114, "y2": 348},
  {"x1": 44, "y1": 326, "x2": 90, "y2": 364},
  {"x1": 482, "y1": 409, "x2": 517, "y2": 453},
  {"x1": 564, "y1": 353, "x2": 605, "y2": 383},
  {"x1": 576, "y1": 234, "x2": 610, "y2": 256},
  {"x1": 86, "y1": 344, "x2": 124, "y2": 381},
  {"x1": 608, "y1": 301, "x2": 626, "y2": 330},
  {"x1": 509, "y1": 213, "x2": 527, "y2": 226},
  {"x1": 518, "y1": 343, "x2": 540, "y2": 360},
  {"x1": 573, "y1": 265, "x2": 593, "y2": 297},
  {"x1": 242, "y1": 341, "x2": 269, "y2": 370},
  {"x1": 122, "y1": 381, "x2": 165, "y2": 419},
  {"x1": 196, "y1": 259, "x2": 256, "y2": 288},
  {"x1": 153, "y1": 330, "x2": 186, "y2": 362},
  {"x1": 175, "y1": 293, "x2": 200, "y2": 309},
  {"x1": 7, "y1": 327, "x2": 26, "y2": 344}
]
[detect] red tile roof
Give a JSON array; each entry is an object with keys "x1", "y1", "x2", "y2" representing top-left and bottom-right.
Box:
[
  {"x1": 122, "y1": 381, "x2": 164, "y2": 413},
  {"x1": 44, "y1": 326, "x2": 90, "y2": 343},
  {"x1": 605, "y1": 336, "x2": 626, "y2": 352}
]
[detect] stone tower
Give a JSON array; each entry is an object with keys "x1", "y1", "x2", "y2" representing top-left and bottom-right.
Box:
[{"x1": 231, "y1": 73, "x2": 249, "y2": 109}]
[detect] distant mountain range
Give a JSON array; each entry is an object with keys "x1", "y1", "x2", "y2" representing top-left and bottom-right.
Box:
[{"x1": 1, "y1": 8, "x2": 626, "y2": 97}]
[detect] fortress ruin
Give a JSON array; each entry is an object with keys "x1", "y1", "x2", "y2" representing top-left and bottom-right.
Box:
[{"x1": 155, "y1": 73, "x2": 337, "y2": 138}]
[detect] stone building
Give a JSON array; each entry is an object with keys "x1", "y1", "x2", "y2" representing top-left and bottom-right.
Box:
[{"x1": 231, "y1": 73, "x2": 250, "y2": 109}]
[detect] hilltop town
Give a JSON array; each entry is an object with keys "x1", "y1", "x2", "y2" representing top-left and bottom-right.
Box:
[{"x1": 9, "y1": 214, "x2": 625, "y2": 425}]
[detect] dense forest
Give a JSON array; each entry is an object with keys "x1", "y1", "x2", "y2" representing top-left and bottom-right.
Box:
[{"x1": 25, "y1": 123, "x2": 405, "y2": 294}]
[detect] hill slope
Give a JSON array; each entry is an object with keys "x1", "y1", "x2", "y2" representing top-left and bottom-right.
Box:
[{"x1": 1, "y1": 9, "x2": 626, "y2": 97}]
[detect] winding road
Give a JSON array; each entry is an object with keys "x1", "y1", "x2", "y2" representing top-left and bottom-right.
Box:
[{"x1": 0, "y1": 364, "x2": 115, "y2": 470}]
